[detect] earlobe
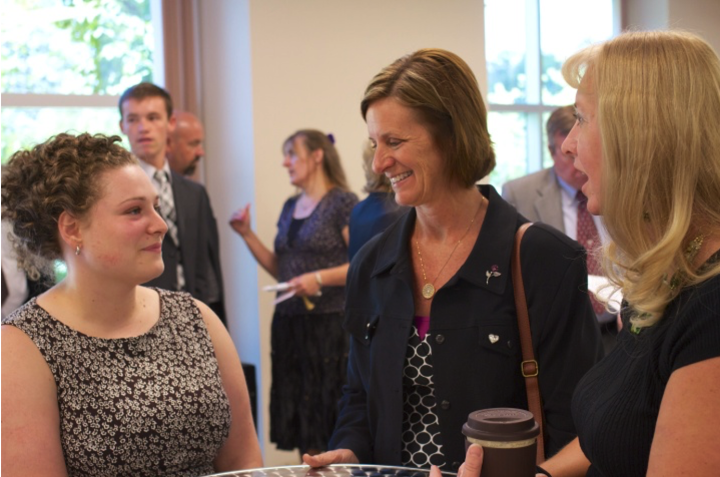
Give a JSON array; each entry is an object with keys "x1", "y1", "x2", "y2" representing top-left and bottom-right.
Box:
[{"x1": 58, "y1": 211, "x2": 83, "y2": 254}]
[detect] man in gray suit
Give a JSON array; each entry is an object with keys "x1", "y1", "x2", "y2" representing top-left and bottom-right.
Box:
[
  {"x1": 502, "y1": 105, "x2": 590, "y2": 234},
  {"x1": 119, "y1": 83, "x2": 227, "y2": 325},
  {"x1": 503, "y1": 106, "x2": 616, "y2": 350}
]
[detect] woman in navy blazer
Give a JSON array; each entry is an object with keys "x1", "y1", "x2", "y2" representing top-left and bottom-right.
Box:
[{"x1": 304, "y1": 49, "x2": 602, "y2": 472}]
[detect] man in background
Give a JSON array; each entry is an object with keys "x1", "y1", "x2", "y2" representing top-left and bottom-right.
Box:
[
  {"x1": 502, "y1": 105, "x2": 598, "y2": 235},
  {"x1": 119, "y1": 83, "x2": 227, "y2": 324},
  {"x1": 166, "y1": 110, "x2": 205, "y2": 177},
  {"x1": 503, "y1": 105, "x2": 616, "y2": 350}
]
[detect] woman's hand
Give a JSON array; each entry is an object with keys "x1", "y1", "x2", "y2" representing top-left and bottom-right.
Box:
[
  {"x1": 289, "y1": 272, "x2": 321, "y2": 297},
  {"x1": 229, "y1": 204, "x2": 252, "y2": 237},
  {"x1": 302, "y1": 449, "x2": 359, "y2": 468},
  {"x1": 429, "y1": 444, "x2": 483, "y2": 477},
  {"x1": 428, "y1": 444, "x2": 547, "y2": 477},
  {"x1": 228, "y1": 203, "x2": 279, "y2": 278}
]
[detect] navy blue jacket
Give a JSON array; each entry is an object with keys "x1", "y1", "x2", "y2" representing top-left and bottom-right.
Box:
[
  {"x1": 348, "y1": 192, "x2": 408, "y2": 261},
  {"x1": 329, "y1": 185, "x2": 603, "y2": 470}
]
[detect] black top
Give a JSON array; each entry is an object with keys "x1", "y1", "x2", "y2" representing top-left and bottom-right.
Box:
[
  {"x1": 572, "y1": 253, "x2": 720, "y2": 477},
  {"x1": 329, "y1": 185, "x2": 604, "y2": 471},
  {"x1": 287, "y1": 217, "x2": 307, "y2": 247},
  {"x1": 348, "y1": 192, "x2": 408, "y2": 261}
]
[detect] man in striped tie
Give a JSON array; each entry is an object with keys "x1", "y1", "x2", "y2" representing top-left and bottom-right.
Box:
[{"x1": 119, "y1": 83, "x2": 227, "y2": 325}]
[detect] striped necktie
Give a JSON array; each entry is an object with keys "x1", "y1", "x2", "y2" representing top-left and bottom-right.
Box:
[
  {"x1": 154, "y1": 170, "x2": 185, "y2": 291},
  {"x1": 577, "y1": 190, "x2": 604, "y2": 314}
]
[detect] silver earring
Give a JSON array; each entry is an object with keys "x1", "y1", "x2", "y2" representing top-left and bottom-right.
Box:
[{"x1": 75, "y1": 245, "x2": 81, "y2": 256}]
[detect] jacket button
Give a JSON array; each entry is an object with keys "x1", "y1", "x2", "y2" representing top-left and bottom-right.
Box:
[
  {"x1": 435, "y1": 334, "x2": 445, "y2": 344},
  {"x1": 440, "y1": 400, "x2": 450, "y2": 410}
]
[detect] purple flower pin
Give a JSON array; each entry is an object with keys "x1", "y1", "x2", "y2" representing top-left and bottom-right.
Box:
[{"x1": 486, "y1": 264, "x2": 501, "y2": 284}]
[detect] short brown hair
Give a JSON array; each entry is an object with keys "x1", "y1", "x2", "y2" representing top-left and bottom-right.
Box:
[
  {"x1": 1, "y1": 133, "x2": 137, "y2": 281},
  {"x1": 284, "y1": 129, "x2": 350, "y2": 191},
  {"x1": 119, "y1": 82, "x2": 173, "y2": 120},
  {"x1": 546, "y1": 105, "x2": 576, "y2": 154},
  {"x1": 361, "y1": 48, "x2": 495, "y2": 187}
]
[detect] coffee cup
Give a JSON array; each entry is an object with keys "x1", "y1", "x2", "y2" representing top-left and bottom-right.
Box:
[{"x1": 461, "y1": 408, "x2": 540, "y2": 477}]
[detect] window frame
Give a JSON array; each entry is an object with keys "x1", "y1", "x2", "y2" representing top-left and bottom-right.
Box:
[
  {"x1": 0, "y1": 0, "x2": 164, "y2": 156},
  {"x1": 485, "y1": 0, "x2": 622, "y2": 181}
]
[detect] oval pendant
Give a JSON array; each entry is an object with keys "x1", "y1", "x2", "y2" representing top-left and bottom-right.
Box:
[{"x1": 422, "y1": 282, "x2": 435, "y2": 300}]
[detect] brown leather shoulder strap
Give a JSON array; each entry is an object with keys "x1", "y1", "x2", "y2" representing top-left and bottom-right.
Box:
[{"x1": 511, "y1": 222, "x2": 545, "y2": 463}]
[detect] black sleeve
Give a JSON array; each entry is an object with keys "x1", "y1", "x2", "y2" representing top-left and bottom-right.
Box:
[
  {"x1": 328, "y1": 235, "x2": 382, "y2": 461},
  {"x1": 522, "y1": 224, "x2": 604, "y2": 457}
]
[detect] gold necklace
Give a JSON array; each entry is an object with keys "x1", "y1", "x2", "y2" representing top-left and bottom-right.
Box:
[
  {"x1": 666, "y1": 234, "x2": 705, "y2": 291},
  {"x1": 631, "y1": 233, "x2": 705, "y2": 334},
  {"x1": 415, "y1": 198, "x2": 483, "y2": 300}
]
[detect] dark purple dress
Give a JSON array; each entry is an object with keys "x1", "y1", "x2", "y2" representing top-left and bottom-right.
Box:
[{"x1": 270, "y1": 187, "x2": 358, "y2": 452}]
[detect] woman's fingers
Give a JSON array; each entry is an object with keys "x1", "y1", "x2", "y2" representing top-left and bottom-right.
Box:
[
  {"x1": 302, "y1": 449, "x2": 358, "y2": 468},
  {"x1": 459, "y1": 444, "x2": 484, "y2": 477}
]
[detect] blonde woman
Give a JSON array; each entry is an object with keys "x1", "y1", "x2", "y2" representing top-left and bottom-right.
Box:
[{"x1": 443, "y1": 30, "x2": 720, "y2": 477}]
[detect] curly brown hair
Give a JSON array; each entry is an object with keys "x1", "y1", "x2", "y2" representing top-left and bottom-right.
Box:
[{"x1": 1, "y1": 133, "x2": 137, "y2": 281}]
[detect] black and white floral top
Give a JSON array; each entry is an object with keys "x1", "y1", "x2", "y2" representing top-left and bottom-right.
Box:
[{"x1": 2, "y1": 288, "x2": 231, "y2": 476}]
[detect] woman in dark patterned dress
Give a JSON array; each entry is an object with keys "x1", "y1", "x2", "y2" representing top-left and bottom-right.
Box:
[
  {"x1": 230, "y1": 130, "x2": 358, "y2": 456},
  {"x1": 1, "y1": 133, "x2": 263, "y2": 476}
]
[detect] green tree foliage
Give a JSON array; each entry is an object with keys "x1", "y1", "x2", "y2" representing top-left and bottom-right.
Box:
[
  {"x1": 1, "y1": 0, "x2": 151, "y2": 163},
  {"x1": 2, "y1": 0, "x2": 153, "y2": 95}
]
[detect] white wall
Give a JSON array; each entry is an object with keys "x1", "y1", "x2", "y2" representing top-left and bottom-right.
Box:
[
  {"x1": 624, "y1": 0, "x2": 720, "y2": 53},
  {"x1": 197, "y1": 0, "x2": 263, "y2": 456},
  {"x1": 198, "y1": 0, "x2": 486, "y2": 466},
  {"x1": 624, "y1": 0, "x2": 669, "y2": 31},
  {"x1": 668, "y1": 0, "x2": 720, "y2": 53}
]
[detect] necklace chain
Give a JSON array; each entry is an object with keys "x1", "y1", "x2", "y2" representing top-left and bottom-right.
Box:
[
  {"x1": 415, "y1": 198, "x2": 483, "y2": 300},
  {"x1": 666, "y1": 234, "x2": 705, "y2": 291},
  {"x1": 630, "y1": 233, "x2": 704, "y2": 335}
]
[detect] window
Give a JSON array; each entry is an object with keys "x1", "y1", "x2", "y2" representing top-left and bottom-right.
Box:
[
  {"x1": 484, "y1": 0, "x2": 619, "y2": 188},
  {"x1": 2, "y1": 0, "x2": 163, "y2": 281},
  {"x1": 1, "y1": 0, "x2": 163, "y2": 164}
]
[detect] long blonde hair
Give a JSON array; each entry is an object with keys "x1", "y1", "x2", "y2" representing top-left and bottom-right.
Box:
[{"x1": 563, "y1": 30, "x2": 720, "y2": 328}]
